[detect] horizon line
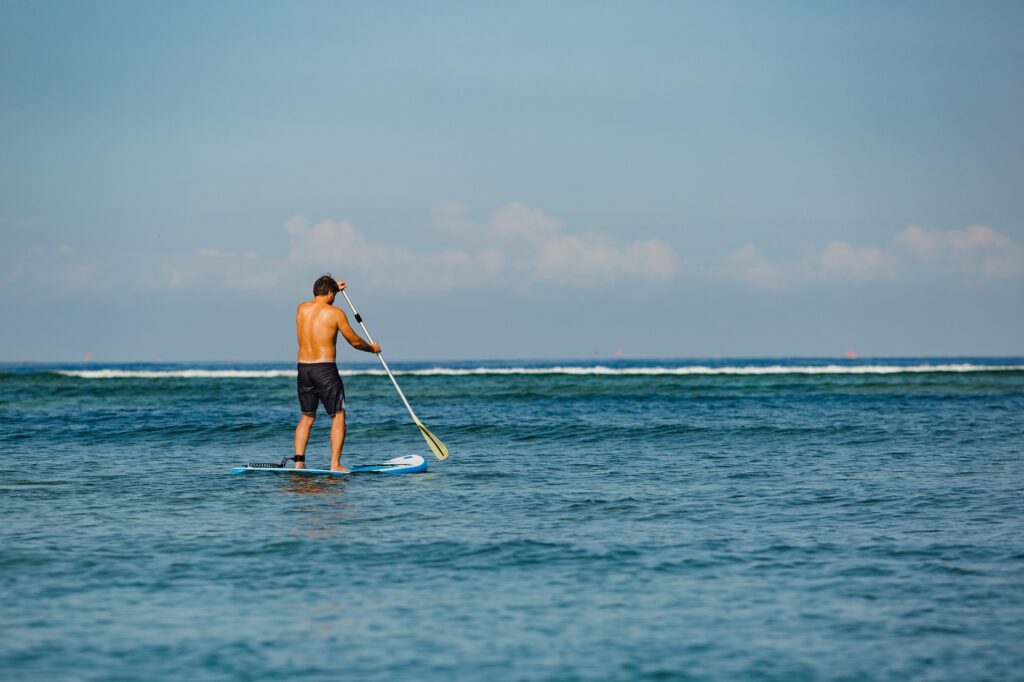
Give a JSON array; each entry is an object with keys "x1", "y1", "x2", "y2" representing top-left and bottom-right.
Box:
[{"x1": 2, "y1": 354, "x2": 1023, "y2": 366}]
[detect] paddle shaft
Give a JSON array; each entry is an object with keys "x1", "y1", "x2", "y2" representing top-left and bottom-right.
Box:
[{"x1": 339, "y1": 290, "x2": 419, "y2": 423}]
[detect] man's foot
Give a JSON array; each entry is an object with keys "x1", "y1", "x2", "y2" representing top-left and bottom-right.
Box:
[
  {"x1": 330, "y1": 464, "x2": 351, "y2": 473},
  {"x1": 293, "y1": 455, "x2": 306, "y2": 469}
]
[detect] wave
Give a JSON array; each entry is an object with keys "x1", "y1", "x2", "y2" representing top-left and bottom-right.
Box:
[
  {"x1": 56, "y1": 369, "x2": 300, "y2": 379},
  {"x1": 54, "y1": 364, "x2": 1024, "y2": 379}
]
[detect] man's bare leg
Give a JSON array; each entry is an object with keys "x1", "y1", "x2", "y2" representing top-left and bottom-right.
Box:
[
  {"x1": 330, "y1": 411, "x2": 350, "y2": 472},
  {"x1": 294, "y1": 413, "x2": 315, "y2": 468}
]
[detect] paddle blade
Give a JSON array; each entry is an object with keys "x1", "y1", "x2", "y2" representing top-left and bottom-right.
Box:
[{"x1": 415, "y1": 419, "x2": 449, "y2": 460}]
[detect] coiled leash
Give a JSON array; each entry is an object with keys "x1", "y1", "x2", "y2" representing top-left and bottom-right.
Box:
[{"x1": 245, "y1": 455, "x2": 305, "y2": 469}]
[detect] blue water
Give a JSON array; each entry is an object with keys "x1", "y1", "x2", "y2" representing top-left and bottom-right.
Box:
[{"x1": 2, "y1": 358, "x2": 1023, "y2": 681}]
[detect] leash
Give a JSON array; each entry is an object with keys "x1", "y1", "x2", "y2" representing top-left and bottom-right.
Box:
[{"x1": 245, "y1": 455, "x2": 305, "y2": 469}]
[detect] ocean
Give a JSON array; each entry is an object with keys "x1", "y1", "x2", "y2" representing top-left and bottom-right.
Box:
[{"x1": 2, "y1": 358, "x2": 1022, "y2": 681}]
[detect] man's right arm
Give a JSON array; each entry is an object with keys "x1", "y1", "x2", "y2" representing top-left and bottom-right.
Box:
[{"x1": 336, "y1": 309, "x2": 381, "y2": 353}]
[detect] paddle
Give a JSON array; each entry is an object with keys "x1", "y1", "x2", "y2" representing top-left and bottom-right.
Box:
[{"x1": 340, "y1": 289, "x2": 450, "y2": 461}]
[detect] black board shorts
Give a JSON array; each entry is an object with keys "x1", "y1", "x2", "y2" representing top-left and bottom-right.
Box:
[{"x1": 297, "y1": 362, "x2": 346, "y2": 416}]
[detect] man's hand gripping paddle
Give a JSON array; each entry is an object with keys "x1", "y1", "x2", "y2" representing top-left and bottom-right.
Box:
[{"x1": 340, "y1": 289, "x2": 449, "y2": 461}]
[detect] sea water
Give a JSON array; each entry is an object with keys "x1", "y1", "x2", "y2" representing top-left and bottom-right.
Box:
[{"x1": 1, "y1": 358, "x2": 1022, "y2": 681}]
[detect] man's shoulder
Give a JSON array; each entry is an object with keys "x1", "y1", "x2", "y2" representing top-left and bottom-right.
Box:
[{"x1": 297, "y1": 300, "x2": 344, "y2": 318}]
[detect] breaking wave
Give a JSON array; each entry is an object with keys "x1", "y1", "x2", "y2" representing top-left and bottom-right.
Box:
[{"x1": 54, "y1": 363, "x2": 1024, "y2": 379}]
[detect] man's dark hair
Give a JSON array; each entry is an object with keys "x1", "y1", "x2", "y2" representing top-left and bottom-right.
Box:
[{"x1": 313, "y1": 274, "x2": 340, "y2": 297}]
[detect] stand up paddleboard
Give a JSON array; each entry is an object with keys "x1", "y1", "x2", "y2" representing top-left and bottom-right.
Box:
[{"x1": 231, "y1": 454, "x2": 427, "y2": 476}]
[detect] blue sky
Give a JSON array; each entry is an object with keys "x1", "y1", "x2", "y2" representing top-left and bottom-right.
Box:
[{"x1": 1, "y1": 1, "x2": 1022, "y2": 361}]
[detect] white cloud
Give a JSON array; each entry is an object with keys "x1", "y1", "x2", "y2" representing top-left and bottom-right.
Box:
[
  {"x1": 624, "y1": 240, "x2": 678, "y2": 280},
  {"x1": 23, "y1": 203, "x2": 656, "y2": 296},
  {"x1": 486, "y1": 203, "x2": 678, "y2": 285},
  {"x1": 282, "y1": 203, "x2": 679, "y2": 291},
  {"x1": 896, "y1": 225, "x2": 945, "y2": 259},
  {"x1": 948, "y1": 224, "x2": 1004, "y2": 251},
  {"x1": 818, "y1": 241, "x2": 895, "y2": 279},
  {"x1": 151, "y1": 247, "x2": 274, "y2": 291},
  {"x1": 178, "y1": 219, "x2": 1020, "y2": 294},
  {"x1": 721, "y1": 224, "x2": 1023, "y2": 290},
  {"x1": 163, "y1": 255, "x2": 279, "y2": 291},
  {"x1": 532, "y1": 235, "x2": 615, "y2": 284},
  {"x1": 284, "y1": 214, "x2": 504, "y2": 292},
  {"x1": 490, "y1": 202, "x2": 563, "y2": 245},
  {"x1": 896, "y1": 224, "x2": 1023, "y2": 278},
  {"x1": 27, "y1": 209, "x2": 1016, "y2": 300},
  {"x1": 1, "y1": 245, "x2": 128, "y2": 294},
  {"x1": 721, "y1": 243, "x2": 784, "y2": 289}
]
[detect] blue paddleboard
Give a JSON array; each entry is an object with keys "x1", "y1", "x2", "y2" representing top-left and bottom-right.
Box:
[{"x1": 231, "y1": 454, "x2": 427, "y2": 476}]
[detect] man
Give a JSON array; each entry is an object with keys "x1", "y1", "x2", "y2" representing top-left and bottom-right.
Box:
[{"x1": 294, "y1": 274, "x2": 381, "y2": 472}]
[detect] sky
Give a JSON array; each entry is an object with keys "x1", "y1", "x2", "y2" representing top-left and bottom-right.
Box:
[{"x1": 1, "y1": 1, "x2": 1022, "y2": 362}]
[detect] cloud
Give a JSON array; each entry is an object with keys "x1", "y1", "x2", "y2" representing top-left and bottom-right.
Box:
[
  {"x1": 896, "y1": 224, "x2": 1024, "y2": 278},
  {"x1": 283, "y1": 203, "x2": 679, "y2": 290},
  {"x1": 896, "y1": 225, "x2": 945, "y2": 258},
  {"x1": 489, "y1": 202, "x2": 563, "y2": 245},
  {"x1": 0, "y1": 244, "x2": 116, "y2": 293},
  {"x1": 719, "y1": 224, "x2": 1022, "y2": 290},
  {"x1": 155, "y1": 247, "x2": 278, "y2": 291},
  {"x1": 718, "y1": 241, "x2": 894, "y2": 290},
  {"x1": 0, "y1": 203, "x2": 676, "y2": 296},
  {"x1": 17, "y1": 209, "x2": 1015, "y2": 301},
  {"x1": 483, "y1": 203, "x2": 678, "y2": 285},
  {"x1": 721, "y1": 243, "x2": 784, "y2": 289},
  {"x1": 284, "y1": 214, "x2": 504, "y2": 292},
  {"x1": 168, "y1": 220, "x2": 1022, "y2": 294},
  {"x1": 176, "y1": 215, "x2": 1011, "y2": 295},
  {"x1": 818, "y1": 241, "x2": 895, "y2": 279},
  {"x1": 532, "y1": 234, "x2": 656, "y2": 284}
]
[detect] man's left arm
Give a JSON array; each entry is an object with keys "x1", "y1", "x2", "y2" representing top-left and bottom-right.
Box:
[{"x1": 336, "y1": 309, "x2": 381, "y2": 353}]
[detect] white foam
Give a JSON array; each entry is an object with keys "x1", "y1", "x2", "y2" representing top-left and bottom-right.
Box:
[
  {"x1": 56, "y1": 369, "x2": 300, "y2": 379},
  {"x1": 54, "y1": 364, "x2": 1024, "y2": 379}
]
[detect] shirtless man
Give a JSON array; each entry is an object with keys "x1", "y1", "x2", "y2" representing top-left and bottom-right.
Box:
[{"x1": 294, "y1": 275, "x2": 381, "y2": 472}]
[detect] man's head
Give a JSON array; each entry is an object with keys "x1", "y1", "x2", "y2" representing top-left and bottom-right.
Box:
[{"x1": 313, "y1": 274, "x2": 340, "y2": 301}]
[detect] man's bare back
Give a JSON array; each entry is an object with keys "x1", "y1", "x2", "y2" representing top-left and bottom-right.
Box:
[{"x1": 292, "y1": 276, "x2": 380, "y2": 472}]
